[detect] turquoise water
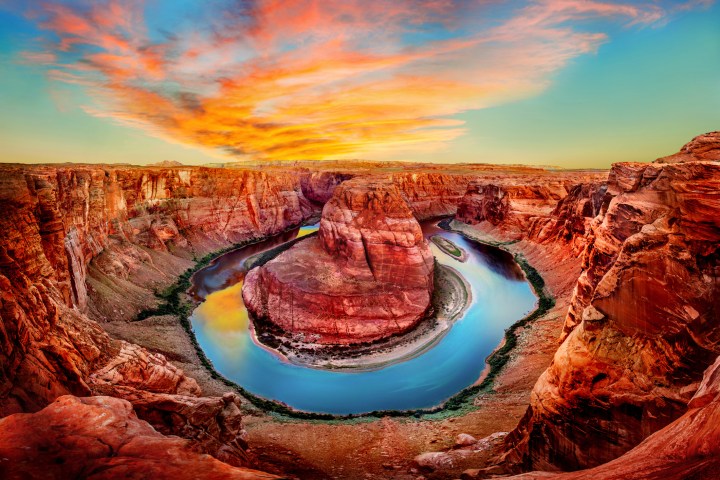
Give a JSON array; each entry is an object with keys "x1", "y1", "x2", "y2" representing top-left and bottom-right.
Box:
[{"x1": 190, "y1": 222, "x2": 536, "y2": 414}]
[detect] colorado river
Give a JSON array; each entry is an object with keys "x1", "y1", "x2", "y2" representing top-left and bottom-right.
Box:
[{"x1": 190, "y1": 221, "x2": 536, "y2": 414}]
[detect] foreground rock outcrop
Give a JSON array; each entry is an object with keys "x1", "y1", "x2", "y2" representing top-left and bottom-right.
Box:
[
  {"x1": 507, "y1": 354, "x2": 720, "y2": 480},
  {"x1": 0, "y1": 395, "x2": 279, "y2": 480},
  {"x1": 503, "y1": 133, "x2": 720, "y2": 472},
  {"x1": 243, "y1": 177, "x2": 435, "y2": 344}
]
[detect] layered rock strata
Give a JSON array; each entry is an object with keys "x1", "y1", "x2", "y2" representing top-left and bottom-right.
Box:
[
  {"x1": 456, "y1": 180, "x2": 607, "y2": 255},
  {"x1": 0, "y1": 164, "x2": 316, "y2": 467},
  {"x1": 299, "y1": 170, "x2": 356, "y2": 204},
  {"x1": 243, "y1": 177, "x2": 435, "y2": 344},
  {"x1": 0, "y1": 395, "x2": 279, "y2": 480},
  {"x1": 391, "y1": 172, "x2": 475, "y2": 220},
  {"x1": 503, "y1": 133, "x2": 720, "y2": 472},
  {"x1": 409, "y1": 178, "x2": 611, "y2": 478},
  {"x1": 507, "y1": 354, "x2": 720, "y2": 480}
]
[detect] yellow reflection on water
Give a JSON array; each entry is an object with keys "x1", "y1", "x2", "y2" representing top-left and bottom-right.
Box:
[
  {"x1": 297, "y1": 226, "x2": 317, "y2": 238},
  {"x1": 193, "y1": 282, "x2": 249, "y2": 356}
]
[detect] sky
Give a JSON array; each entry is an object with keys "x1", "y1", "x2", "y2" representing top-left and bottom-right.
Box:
[{"x1": 0, "y1": 0, "x2": 718, "y2": 168}]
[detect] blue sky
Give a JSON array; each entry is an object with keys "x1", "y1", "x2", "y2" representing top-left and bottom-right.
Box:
[{"x1": 0, "y1": 1, "x2": 718, "y2": 167}]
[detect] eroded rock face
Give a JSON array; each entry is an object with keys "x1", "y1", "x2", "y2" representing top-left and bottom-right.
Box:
[
  {"x1": 0, "y1": 165, "x2": 313, "y2": 407},
  {"x1": 456, "y1": 177, "x2": 609, "y2": 259},
  {"x1": 456, "y1": 184, "x2": 511, "y2": 226},
  {"x1": 503, "y1": 136, "x2": 720, "y2": 472},
  {"x1": 526, "y1": 182, "x2": 608, "y2": 255},
  {"x1": 391, "y1": 172, "x2": 475, "y2": 220},
  {"x1": 457, "y1": 182, "x2": 571, "y2": 238},
  {"x1": 656, "y1": 130, "x2": 720, "y2": 163},
  {"x1": 0, "y1": 165, "x2": 314, "y2": 315},
  {"x1": 0, "y1": 164, "x2": 314, "y2": 467},
  {"x1": 506, "y1": 355, "x2": 720, "y2": 480},
  {"x1": 319, "y1": 178, "x2": 435, "y2": 289},
  {"x1": 90, "y1": 342, "x2": 202, "y2": 396},
  {"x1": 299, "y1": 170, "x2": 356, "y2": 204},
  {"x1": 97, "y1": 387, "x2": 250, "y2": 467},
  {"x1": 0, "y1": 395, "x2": 278, "y2": 480},
  {"x1": 243, "y1": 177, "x2": 435, "y2": 344}
]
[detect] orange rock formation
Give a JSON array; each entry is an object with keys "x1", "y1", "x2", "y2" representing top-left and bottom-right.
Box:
[{"x1": 243, "y1": 177, "x2": 435, "y2": 344}]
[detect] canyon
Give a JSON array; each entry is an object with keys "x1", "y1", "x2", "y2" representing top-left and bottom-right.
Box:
[
  {"x1": 412, "y1": 132, "x2": 720, "y2": 479},
  {"x1": 0, "y1": 133, "x2": 718, "y2": 480},
  {"x1": 501, "y1": 136, "x2": 720, "y2": 473}
]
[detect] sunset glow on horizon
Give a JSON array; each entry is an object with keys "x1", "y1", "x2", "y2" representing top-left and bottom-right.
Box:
[{"x1": 1, "y1": 0, "x2": 718, "y2": 167}]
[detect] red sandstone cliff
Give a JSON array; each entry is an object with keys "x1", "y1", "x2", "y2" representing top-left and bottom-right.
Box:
[
  {"x1": 508, "y1": 353, "x2": 720, "y2": 480},
  {"x1": 391, "y1": 172, "x2": 475, "y2": 220},
  {"x1": 0, "y1": 164, "x2": 316, "y2": 467},
  {"x1": 502, "y1": 133, "x2": 720, "y2": 472},
  {"x1": 0, "y1": 395, "x2": 280, "y2": 480},
  {"x1": 243, "y1": 177, "x2": 435, "y2": 344},
  {"x1": 456, "y1": 179, "x2": 607, "y2": 256},
  {"x1": 299, "y1": 170, "x2": 356, "y2": 204},
  {"x1": 298, "y1": 168, "x2": 474, "y2": 220}
]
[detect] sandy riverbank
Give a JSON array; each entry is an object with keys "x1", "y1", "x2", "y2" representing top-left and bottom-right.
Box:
[{"x1": 430, "y1": 234, "x2": 469, "y2": 262}]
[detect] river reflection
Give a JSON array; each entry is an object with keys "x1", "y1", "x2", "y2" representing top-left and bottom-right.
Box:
[
  {"x1": 189, "y1": 224, "x2": 318, "y2": 300},
  {"x1": 421, "y1": 223, "x2": 525, "y2": 281},
  {"x1": 190, "y1": 221, "x2": 536, "y2": 414}
]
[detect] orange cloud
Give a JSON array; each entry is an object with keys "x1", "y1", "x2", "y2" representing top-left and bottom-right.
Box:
[{"x1": 20, "y1": 0, "x2": 709, "y2": 161}]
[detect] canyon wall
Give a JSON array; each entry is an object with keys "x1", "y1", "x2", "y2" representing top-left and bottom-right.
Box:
[
  {"x1": 0, "y1": 395, "x2": 278, "y2": 480},
  {"x1": 391, "y1": 172, "x2": 475, "y2": 220},
  {"x1": 456, "y1": 179, "x2": 607, "y2": 253},
  {"x1": 243, "y1": 177, "x2": 435, "y2": 344},
  {"x1": 299, "y1": 169, "x2": 475, "y2": 219},
  {"x1": 509, "y1": 353, "x2": 720, "y2": 480},
  {"x1": 299, "y1": 170, "x2": 356, "y2": 204},
  {"x1": 0, "y1": 165, "x2": 314, "y2": 314},
  {"x1": 9, "y1": 156, "x2": 697, "y2": 478},
  {"x1": 0, "y1": 164, "x2": 317, "y2": 467},
  {"x1": 503, "y1": 134, "x2": 720, "y2": 472}
]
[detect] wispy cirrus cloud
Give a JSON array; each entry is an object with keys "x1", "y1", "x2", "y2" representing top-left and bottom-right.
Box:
[{"x1": 17, "y1": 0, "x2": 712, "y2": 161}]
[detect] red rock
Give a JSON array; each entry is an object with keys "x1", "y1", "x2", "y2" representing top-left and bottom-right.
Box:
[
  {"x1": 656, "y1": 130, "x2": 720, "y2": 163},
  {"x1": 0, "y1": 395, "x2": 280, "y2": 480},
  {"x1": 455, "y1": 177, "x2": 612, "y2": 260},
  {"x1": 530, "y1": 182, "x2": 607, "y2": 254},
  {"x1": 0, "y1": 164, "x2": 314, "y2": 466},
  {"x1": 98, "y1": 387, "x2": 250, "y2": 467},
  {"x1": 319, "y1": 178, "x2": 435, "y2": 289},
  {"x1": 456, "y1": 183, "x2": 511, "y2": 226},
  {"x1": 299, "y1": 170, "x2": 356, "y2": 204},
  {"x1": 90, "y1": 342, "x2": 202, "y2": 396},
  {"x1": 243, "y1": 177, "x2": 435, "y2": 344},
  {"x1": 391, "y1": 172, "x2": 474, "y2": 220},
  {"x1": 502, "y1": 137, "x2": 720, "y2": 472},
  {"x1": 506, "y1": 354, "x2": 720, "y2": 480}
]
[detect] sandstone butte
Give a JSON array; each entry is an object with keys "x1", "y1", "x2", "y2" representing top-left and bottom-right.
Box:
[
  {"x1": 0, "y1": 134, "x2": 717, "y2": 479},
  {"x1": 242, "y1": 177, "x2": 435, "y2": 345}
]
